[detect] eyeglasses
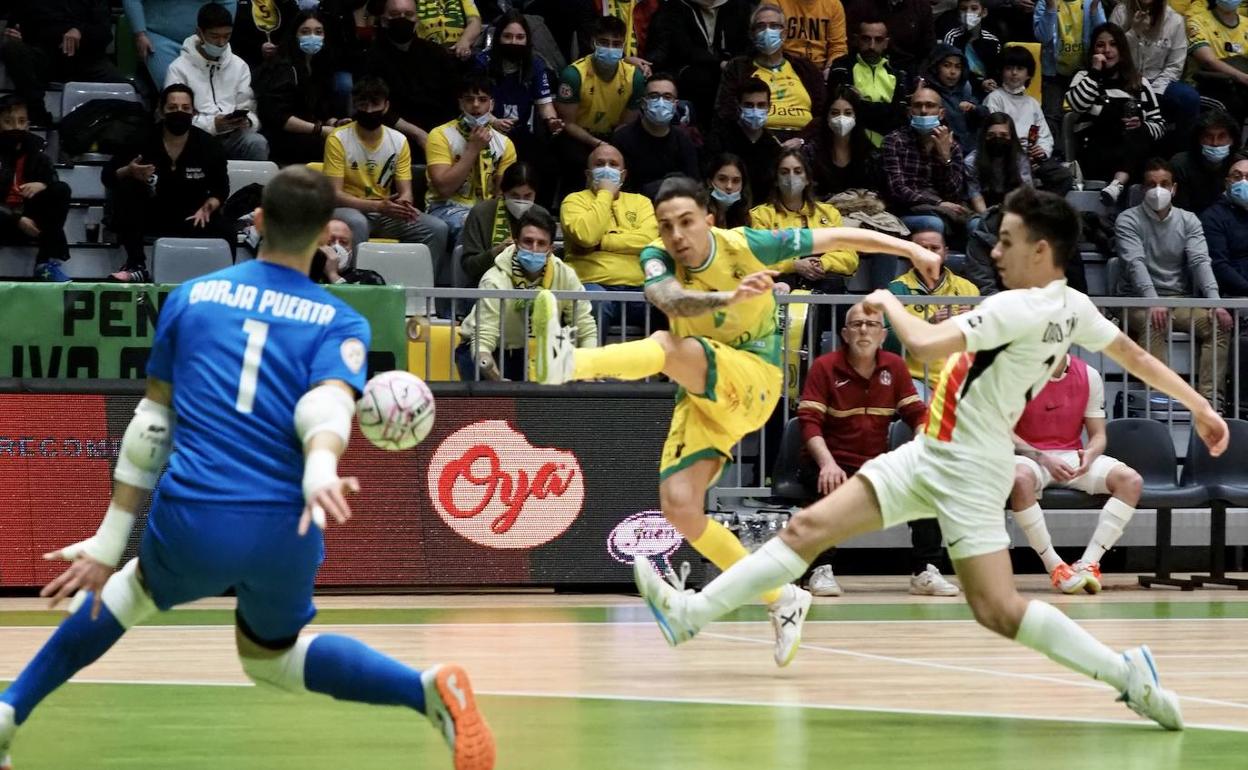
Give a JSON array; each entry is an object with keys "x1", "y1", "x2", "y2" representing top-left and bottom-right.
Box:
[
  {"x1": 1229, "y1": 172, "x2": 1248, "y2": 183},
  {"x1": 845, "y1": 320, "x2": 884, "y2": 331}
]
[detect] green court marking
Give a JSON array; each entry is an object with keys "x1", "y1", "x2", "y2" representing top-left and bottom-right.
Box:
[{"x1": 1, "y1": 683, "x2": 1241, "y2": 770}]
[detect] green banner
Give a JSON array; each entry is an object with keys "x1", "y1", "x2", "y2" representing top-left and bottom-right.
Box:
[{"x1": 1, "y1": 282, "x2": 407, "y2": 379}]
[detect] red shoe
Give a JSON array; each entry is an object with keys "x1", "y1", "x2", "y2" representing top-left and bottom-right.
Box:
[
  {"x1": 1072, "y1": 560, "x2": 1103, "y2": 594},
  {"x1": 1051, "y1": 562, "x2": 1086, "y2": 594}
]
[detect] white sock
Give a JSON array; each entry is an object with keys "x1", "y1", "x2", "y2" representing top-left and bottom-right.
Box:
[
  {"x1": 692, "y1": 538, "x2": 810, "y2": 626},
  {"x1": 1011, "y1": 504, "x2": 1063, "y2": 573},
  {"x1": 1082, "y1": 497, "x2": 1135, "y2": 565},
  {"x1": 1015, "y1": 600, "x2": 1130, "y2": 691}
]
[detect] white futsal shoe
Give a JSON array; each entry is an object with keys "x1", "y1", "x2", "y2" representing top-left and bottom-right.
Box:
[
  {"x1": 1118, "y1": 645, "x2": 1183, "y2": 731},
  {"x1": 420, "y1": 664, "x2": 496, "y2": 770},
  {"x1": 0, "y1": 701, "x2": 14, "y2": 770},
  {"x1": 807, "y1": 565, "x2": 844, "y2": 597},
  {"x1": 909, "y1": 564, "x2": 960, "y2": 597},
  {"x1": 533, "y1": 289, "x2": 575, "y2": 385},
  {"x1": 768, "y1": 584, "x2": 812, "y2": 667},
  {"x1": 635, "y1": 557, "x2": 703, "y2": 646}
]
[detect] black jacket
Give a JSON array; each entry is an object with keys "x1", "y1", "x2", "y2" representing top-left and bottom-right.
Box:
[
  {"x1": 364, "y1": 37, "x2": 462, "y2": 134},
  {"x1": 702, "y1": 121, "x2": 783, "y2": 199},
  {"x1": 647, "y1": 0, "x2": 752, "y2": 75},
  {"x1": 0, "y1": 133, "x2": 58, "y2": 198},
  {"x1": 10, "y1": 0, "x2": 113, "y2": 57},
  {"x1": 103, "y1": 126, "x2": 230, "y2": 216},
  {"x1": 826, "y1": 53, "x2": 909, "y2": 140}
]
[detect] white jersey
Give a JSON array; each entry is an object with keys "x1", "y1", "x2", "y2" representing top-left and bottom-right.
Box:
[{"x1": 921, "y1": 279, "x2": 1120, "y2": 459}]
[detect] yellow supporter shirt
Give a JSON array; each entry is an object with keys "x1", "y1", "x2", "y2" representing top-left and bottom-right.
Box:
[
  {"x1": 323, "y1": 123, "x2": 412, "y2": 200},
  {"x1": 887, "y1": 267, "x2": 980, "y2": 386},
  {"x1": 416, "y1": 0, "x2": 480, "y2": 45},
  {"x1": 556, "y1": 56, "x2": 647, "y2": 138},
  {"x1": 777, "y1": 0, "x2": 848, "y2": 69},
  {"x1": 753, "y1": 59, "x2": 813, "y2": 131},
  {"x1": 1186, "y1": 6, "x2": 1248, "y2": 67},
  {"x1": 424, "y1": 118, "x2": 517, "y2": 208},
  {"x1": 748, "y1": 201, "x2": 858, "y2": 276},
  {"x1": 1056, "y1": 0, "x2": 1088, "y2": 77},
  {"x1": 559, "y1": 188, "x2": 658, "y2": 285}
]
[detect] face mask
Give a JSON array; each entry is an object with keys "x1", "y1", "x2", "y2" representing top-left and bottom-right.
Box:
[
  {"x1": 1217, "y1": 0, "x2": 1242, "y2": 11},
  {"x1": 1003, "y1": 83, "x2": 1026, "y2": 95},
  {"x1": 754, "y1": 27, "x2": 783, "y2": 54},
  {"x1": 740, "y1": 106, "x2": 768, "y2": 130},
  {"x1": 643, "y1": 97, "x2": 676, "y2": 125},
  {"x1": 200, "y1": 39, "x2": 228, "y2": 58},
  {"x1": 0, "y1": 129, "x2": 25, "y2": 153},
  {"x1": 985, "y1": 137, "x2": 1010, "y2": 156},
  {"x1": 298, "y1": 34, "x2": 324, "y2": 55},
  {"x1": 516, "y1": 247, "x2": 547, "y2": 273},
  {"x1": 591, "y1": 165, "x2": 622, "y2": 187},
  {"x1": 911, "y1": 114, "x2": 941, "y2": 134},
  {"x1": 1203, "y1": 143, "x2": 1232, "y2": 163},
  {"x1": 330, "y1": 242, "x2": 351, "y2": 270},
  {"x1": 386, "y1": 18, "x2": 416, "y2": 45},
  {"x1": 1144, "y1": 186, "x2": 1172, "y2": 212},
  {"x1": 164, "y1": 111, "x2": 193, "y2": 136},
  {"x1": 354, "y1": 109, "x2": 385, "y2": 130},
  {"x1": 593, "y1": 45, "x2": 624, "y2": 67},
  {"x1": 462, "y1": 111, "x2": 493, "y2": 129},
  {"x1": 296, "y1": 0, "x2": 320, "y2": 9},
  {"x1": 778, "y1": 174, "x2": 806, "y2": 197},
  {"x1": 504, "y1": 198, "x2": 534, "y2": 218},
  {"x1": 961, "y1": 10, "x2": 981, "y2": 28},
  {"x1": 497, "y1": 43, "x2": 526, "y2": 61},
  {"x1": 710, "y1": 186, "x2": 741, "y2": 205},
  {"x1": 1230, "y1": 180, "x2": 1248, "y2": 207},
  {"x1": 828, "y1": 115, "x2": 855, "y2": 136}
]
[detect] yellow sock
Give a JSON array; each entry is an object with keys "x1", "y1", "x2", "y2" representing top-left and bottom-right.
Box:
[
  {"x1": 690, "y1": 518, "x2": 783, "y2": 605},
  {"x1": 572, "y1": 338, "x2": 665, "y2": 381}
]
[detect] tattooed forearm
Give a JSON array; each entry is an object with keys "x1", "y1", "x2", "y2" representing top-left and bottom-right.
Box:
[{"x1": 645, "y1": 278, "x2": 733, "y2": 317}]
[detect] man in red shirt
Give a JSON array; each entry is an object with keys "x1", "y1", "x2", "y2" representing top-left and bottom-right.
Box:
[{"x1": 796, "y1": 302, "x2": 958, "y2": 597}]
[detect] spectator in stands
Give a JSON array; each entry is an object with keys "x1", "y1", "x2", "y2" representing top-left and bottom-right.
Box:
[
  {"x1": 559, "y1": 143, "x2": 658, "y2": 330},
  {"x1": 940, "y1": 0, "x2": 1001, "y2": 98},
  {"x1": 965, "y1": 113, "x2": 1031, "y2": 214},
  {"x1": 886, "y1": 227, "x2": 978, "y2": 396},
  {"x1": 611, "y1": 74, "x2": 700, "y2": 199},
  {"x1": 584, "y1": 0, "x2": 660, "y2": 76},
  {"x1": 826, "y1": 19, "x2": 908, "y2": 149},
  {"x1": 476, "y1": 11, "x2": 563, "y2": 165},
  {"x1": 324, "y1": 77, "x2": 450, "y2": 278},
  {"x1": 921, "y1": 43, "x2": 987, "y2": 154},
  {"x1": 705, "y1": 153, "x2": 752, "y2": 229},
  {"x1": 1204, "y1": 155, "x2": 1248, "y2": 297},
  {"x1": 457, "y1": 206, "x2": 597, "y2": 380},
  {"x1": 554, "y1": 15, "x2": 647, "y2": 196},
  {"x1": 415, "y1": 0, "x2": 481, "y2": 58},
  {"x1": 1185, "y1": 0, "x2": 1248, "y2": 124},
  {"x1": 795, "y1": 302, "x2": 957, "y2": 598},
  {"x1": 0, "y1": 0, "x2": 125, "y2": 127},
  {"x1": 715, "y1": 3, "x2": 824, "y2": 144},
  {"x1": 882, "y1": 86, "x2": 968, "y2": 235},
  {"x1": 1117, "y1": 158, "x2": 1231, "y2": 405},
  {"x1": 460, "y1": 160, "x2": 538, "y2": 288},
  {"x1": 1065, "y1": 23, "x2": 1164, "y2": 207},
  {"x1": 1109, "y1": 0, "x2": 1198, "y2": 136},
  {"x1": 703, "y1": 78, "x2": 783, "y2": 200},
  {"x1": 310, "y1": 217, "x2": 385, "y2": 284},
  {"x1": 125, "y1": 0, "x2": 237, "y2": 87},
  {"x1": 805, "y1": 87, "x2": 877, "y2": 197},
  {"x1": 1172, "y1": 110, "x2": 1240, "y2": 217},
  {"x1": 646, "y1": 0, "x2": 751, "y2": 133},
  {"x1": 425, "y1": 73, "x2": 518, "y2": 252},
  {"x1": 165, "y1": 4, "x2": 270, "y2": 161},
  {"x1": 1034, "y1": 0, "x2": 1106, "y2": 123},
  {"x1": 255, "y1": 9, "x2": 347, "y2": 164},
  {"x1": 982, "y1": 46, "x2": 1072, "y2": 195},
  {"x1": 365, "y1": 0, "x2": 461, "y2": 155},
  {"x1": 841, "y1": 0, "x2": 933, "y2": 75},
  {"x1": 234, "y1": 0, "x2": 305, "y2": 70},
  {"x1": 775, "y1": 0, "x2": 848, "y2": 74},
  {"x1": 0, "y1": 96, "x2": 72, "y2": 281},
  {"x1": 103, "y1": 84, "x2": 232, "y2": 283},
  {"x1": 750, "y1": 149, "x2": 858, "y2": 292},
  {"x1": 1009, "y1": 355, "x2": 1145, "y2": 594}
]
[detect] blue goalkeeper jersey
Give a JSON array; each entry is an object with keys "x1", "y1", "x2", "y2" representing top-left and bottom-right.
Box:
[{"x1": 146, "y1": 259, "x2": 371, "y2": 507}]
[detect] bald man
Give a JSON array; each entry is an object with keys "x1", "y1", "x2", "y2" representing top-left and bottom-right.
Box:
[{"x1": 558, "y1": 143, "x2": 660, "y2": 332}]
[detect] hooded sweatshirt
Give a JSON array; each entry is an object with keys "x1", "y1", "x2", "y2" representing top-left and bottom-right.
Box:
[
  {"x1": 458, "y1": 246, "x2": 599, "y2": 354},
  {"x1": 922, "y1": 43, "x2": 985, "y2": 154},
  {"x1": 165, "y1": 35, "x2": 261, "y2": 135}
]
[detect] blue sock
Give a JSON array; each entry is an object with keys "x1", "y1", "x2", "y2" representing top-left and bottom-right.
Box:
[
  {"x1": 0, "y1": 593, "x2": 126, "y2": 723},
  {"x1": 303, "y1": 634, "x2": 425, "y2": 713}
]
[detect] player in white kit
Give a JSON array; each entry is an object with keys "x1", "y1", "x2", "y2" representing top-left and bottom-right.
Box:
[{"x1": 634, "y1": 187, "x2": 1229, "y2": 730}]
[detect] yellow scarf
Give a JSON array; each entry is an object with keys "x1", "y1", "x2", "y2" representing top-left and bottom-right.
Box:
[{"x1": 491, "y1": 198, "x2": 512, "y2": 246}]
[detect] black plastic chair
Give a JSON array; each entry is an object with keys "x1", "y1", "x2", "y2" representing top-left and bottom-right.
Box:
[
  {"x1": 888, "y1": 420, "x2": 913, "y2": 450},
  {"x1": 1105, "y1": 419, "x2": 1209, "y2": 590},
  {"x1": 1181, "y1": 418, "x2": 1248, "y2": 589},
  {"x1": 771, "y1": 416, "x2": 811, "y2": 503}
]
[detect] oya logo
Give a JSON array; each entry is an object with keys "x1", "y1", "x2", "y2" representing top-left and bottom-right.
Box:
[
  {"x1": 607, "y1": 511, "x2": 683, "y2": 570},
  {"x1": 428, "y1": 420, "x2": 585, "y2": 548}
]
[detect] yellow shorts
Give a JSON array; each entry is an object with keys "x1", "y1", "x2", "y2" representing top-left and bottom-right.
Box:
[{"x1": 659, "y1": 338, "x2": 783, "y2": 482}]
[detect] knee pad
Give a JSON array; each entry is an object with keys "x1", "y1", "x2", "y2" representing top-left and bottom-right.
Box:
[
  {"x1": 239, "y1": 634, "x2": 316, "y2": 694},
  {"x1": 100, "y1": 558, "x2": 158, "y2": 629}
]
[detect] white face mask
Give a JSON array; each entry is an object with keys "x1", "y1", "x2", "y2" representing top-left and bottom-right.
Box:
[
  {"x1": 961, "y1": 10, "x2": 981, "y2": 28},
  {"x1": 505, "y1": 198, "x2": 534, "y2": 218},
  {"x1": 330, "y1": 242, "x2": 351, "y2": 270},
  {"x1": 1003, "y1": 83, "x2": 1026, "y2": 95},
  {"x1": 1144, "y1": 186, "x2": 1172, "y2": 212},
  {"x1": 828, "y1": 115, "x2": 856, "y2": 136}
]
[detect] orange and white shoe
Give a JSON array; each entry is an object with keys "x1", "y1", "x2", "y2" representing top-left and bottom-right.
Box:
[
  {"x1": 1051, "y1": 562, "x2": 1087, "y2": 594},
  {"x1": 1072, "y1": 560, "x2": 1103, "y2": 594},
  {"x1": 421, "y1": 664, "x2": 495, "y2": 770}
]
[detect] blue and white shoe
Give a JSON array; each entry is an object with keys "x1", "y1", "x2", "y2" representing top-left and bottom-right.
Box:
[
  {"x1": 33, "y1": 260, "x2": 70, "y2": 282},
  {"x1": 634, "y1": 557, "x2": 700, "y2": 646},
  {"x1": 1118, "y1": 645, "x2": 1183, "y2": 730}
]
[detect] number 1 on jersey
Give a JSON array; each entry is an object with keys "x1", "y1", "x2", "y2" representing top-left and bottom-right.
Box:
[{"x1": 236, "y1": 319, "x2": 270, "y2": 413}]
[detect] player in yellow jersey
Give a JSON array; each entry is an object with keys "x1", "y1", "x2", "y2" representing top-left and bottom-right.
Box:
[{"x1": 533, "y1": 176, "x2": 941, "y2": 666}]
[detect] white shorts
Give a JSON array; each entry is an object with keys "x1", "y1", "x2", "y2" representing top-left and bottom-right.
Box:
[
  {"x1": 857, "y1": 436, "x2": 1013, "y2": 561},
  {"x1": 1014, "y1": 451, "x2": 1123, "y2": 497}
]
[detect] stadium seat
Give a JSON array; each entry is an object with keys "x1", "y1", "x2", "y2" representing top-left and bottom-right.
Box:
[
  {"x1": 451, "y1": 243, "x2": 467, "y2": 288},
  {"x1": 59, "y1": 164, "x2": 106, "y2": 200},
  {"x1": 355, "y1": 241, "x2": 434, "y2": 288},
  {"x1": 769, "y1": 417, "x2": 810, "y2": 504},
  {"x1": 1181, "y1": 418, "x2": 1248, "y2": 589},
  {"x1": 227, "y1": 160, "x2": 279, "y2": 193},
  {"x1": 888, "y1": 420, "x2": 913, "y2": 450},
  {"x1": 151, "y1": 238, "x2": 233, "y2": 283},
  {"x1": 61, "y1": 81, "x2": 139, "y2": 117},
  {"x1": 1105, "y1": 419, "x2": 1209, "y2": 590}
]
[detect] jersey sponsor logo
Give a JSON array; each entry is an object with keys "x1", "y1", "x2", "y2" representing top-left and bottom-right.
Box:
[
  {"x1": 880, "y1": 369, "x2": 892, "y2": 386},
  {"x1": 606, "y1": 510, "x2": 683, "y2": 570},
  {"x1": 835, "y1": 378, "x2": 850, "y2": 388},
  {"x1": 340, "y1": 338, "x2": 365, "y2": 374},
  {"x1": 428, "y1": 419, "x2": 585, "y2": 549}
]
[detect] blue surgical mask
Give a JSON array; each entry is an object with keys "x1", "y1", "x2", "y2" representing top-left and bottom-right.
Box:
[
  {"x1": 740, "y1": 106, "x2": 768, "y2": 130},
  {"x1": 593, "y1": 45, "x2": 624, "y2": 67},
  {"x1": 911, "y1": 114, "x2": 941, "y2": 134},
  {"x1": 463, "y1": 112, "x2": 493, "y2": 129},
  {"x1": 710, "y1": 186, "x2": 741, "y2": 205},
  {"x1": 298, "y1": 34, "x2": 324, "y2": 55},
  {"x1": 296, "y1": 0, "x2": 320, "y2": 9},
  {"x1": 200, "y1": 39, "x2": 228, "y2": 58},
  {"x1": 516, "y1": 247, "x2": 547, "y2": 273},
  {"x1": 643, "y1": 97, "x2": 676, "y2": 125},
  {"x1": 1230, "y1": 180, "x2": 1248, "y2": 207},
  {"x1": 591, "y1": 165, "x2": 622, "y2": 187},
  {"x1": 1217, "y1": 0, "x2": 1242, "y2": 10},
  {"x1": 754, "y1": 27, "x2": 783, "y2": 54},
  {"x1": 1203, "y1": 143, "x2": 1232, "y2": 163}
]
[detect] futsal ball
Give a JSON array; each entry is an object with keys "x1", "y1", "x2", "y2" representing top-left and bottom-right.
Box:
[{"x1": 357, "y1": 370, "x2": 436, "y2": 451}]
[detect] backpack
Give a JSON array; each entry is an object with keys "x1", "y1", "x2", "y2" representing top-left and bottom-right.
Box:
[{"x1": 57, "y1": 99, "x2": 150, "y2": 158}]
